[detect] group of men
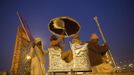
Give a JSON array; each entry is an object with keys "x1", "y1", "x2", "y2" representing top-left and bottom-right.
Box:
[
  {"x1": 28, "y1": 33, "x2": 112, "y2": 75},
  {"x1": 49, "y1": 33, "x2": 112, "y2": 73},
  {"x1": 28, "y1": 18, "x2": 113, "y2": 75}
]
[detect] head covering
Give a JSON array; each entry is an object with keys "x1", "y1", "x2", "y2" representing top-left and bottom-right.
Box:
[
  {"x1": 34, "y1": 37, "x2": 43, "y2": 49},
  {"x1": 35, "y1": 37, "x2": 42, "y2": 44},
  {"x1": 90, "y1": 33, "x2": 99, "y2": 40}
]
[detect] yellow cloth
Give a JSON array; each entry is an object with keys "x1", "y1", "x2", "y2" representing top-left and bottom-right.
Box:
[{"x1": 92, "y1": 63, "x2": 113, "y2": 73}]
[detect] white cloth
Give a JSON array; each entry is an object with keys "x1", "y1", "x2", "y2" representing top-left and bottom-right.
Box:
[
  {"x1": 70, "y1": 42, "x2": 91, "y2": 71},
  {"x1": 30, "y1": 46, "x2": 46, "y2": 75}
]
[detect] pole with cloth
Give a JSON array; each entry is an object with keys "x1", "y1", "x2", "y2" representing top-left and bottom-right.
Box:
[{"x1": 17, "y1": 11, "x2": 45, "y2": 75}]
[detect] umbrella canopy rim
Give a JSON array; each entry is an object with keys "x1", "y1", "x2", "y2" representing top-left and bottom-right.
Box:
[{"x1": 48, "y1": 16, "x2": 81, "y2": 38}]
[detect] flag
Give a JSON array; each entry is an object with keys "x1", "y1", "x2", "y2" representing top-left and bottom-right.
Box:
[
  {"x1": 10, "y1": 12, "x2": 34, "y2": 75},
  {"x1": 10, "y1": 26, "x2": 32, "y2": 75}
]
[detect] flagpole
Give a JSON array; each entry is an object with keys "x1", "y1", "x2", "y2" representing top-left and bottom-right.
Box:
[
  {"x1": 16, "y1": 11, "x2": 27, "y2": 35},
  {"x1": 17, "y1": 11, "x2": 34, "y2": 41}
]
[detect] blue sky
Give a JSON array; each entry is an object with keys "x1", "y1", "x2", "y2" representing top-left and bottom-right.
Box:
[{"x1": 0, "y1": 0, "x2": 134, "y2": 71}]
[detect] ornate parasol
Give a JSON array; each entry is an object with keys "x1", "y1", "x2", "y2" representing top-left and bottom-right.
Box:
[{"x1": 48, "y1": 16, "x2": 80, "y2": 38}]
